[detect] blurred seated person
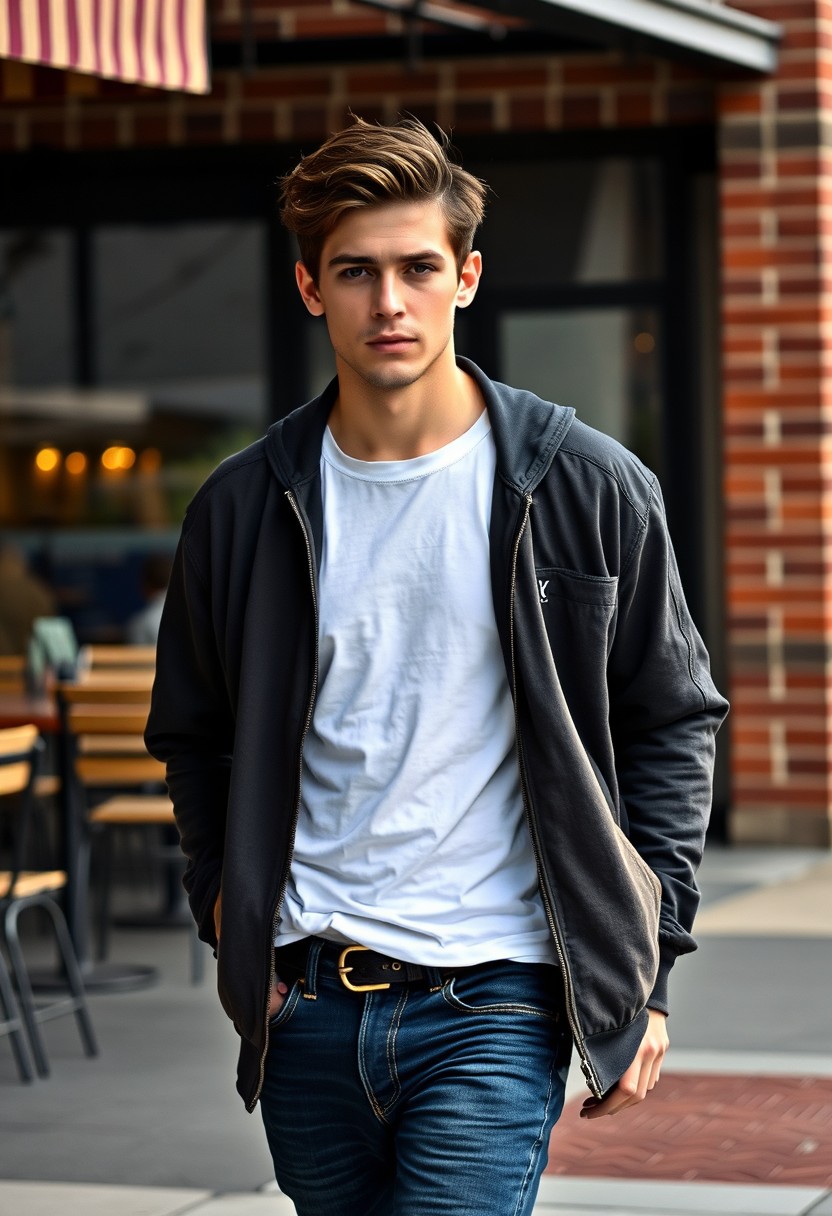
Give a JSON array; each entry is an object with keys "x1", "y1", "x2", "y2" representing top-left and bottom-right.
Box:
[
  {"x1": 0, "y1": 540, "x2": 56, "y2": 655},
  {"x1": 126, "y1": 555, "x2": 172, "y2": 646}
]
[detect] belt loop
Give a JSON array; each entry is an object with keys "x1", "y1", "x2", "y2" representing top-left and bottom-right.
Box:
[
  {"x1": 303, "y1": 937, "x2": 324, "y2": 999},
  {"x1": 424, "y1": 965, "x2": 444, "y2": 992}
]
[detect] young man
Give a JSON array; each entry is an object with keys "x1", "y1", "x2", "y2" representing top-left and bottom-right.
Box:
[{"x1": 146, "y1": 117, "x2": 728, "y2": 1215}]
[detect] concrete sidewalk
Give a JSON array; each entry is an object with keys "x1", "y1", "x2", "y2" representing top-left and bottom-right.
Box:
[{"x1": 0, "y1": 845, "x2": 830, "y2": 1215}]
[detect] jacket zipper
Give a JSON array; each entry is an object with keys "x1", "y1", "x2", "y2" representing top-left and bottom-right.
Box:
[
  {"x1": 250, "y1": 489, "x2": 320, "y2": 1110},
  {"x1": 509, "y1": 493, "x2": 603, "y2": 1100}
]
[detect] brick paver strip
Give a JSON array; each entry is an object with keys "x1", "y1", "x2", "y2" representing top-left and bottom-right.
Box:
[{"x1": 547, "y1": 1074, "x2": 832, "y2": 1186}]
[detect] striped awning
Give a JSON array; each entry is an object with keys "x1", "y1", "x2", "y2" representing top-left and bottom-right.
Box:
[{"x1": 0, "y1": 0, "x2": 209, "y2": 94}]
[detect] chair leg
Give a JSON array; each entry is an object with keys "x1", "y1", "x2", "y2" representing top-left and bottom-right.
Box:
[
  {"x1": 0, "y1": 950, "x2": 35, "y2": 1083},
  {"x1": 95, "y1": 827, "x2": 113, "y2": 963},
  {"x1": 3, "y1": 903, "x2": 51, "y2": 1078},
  {"x1": 41, "y1": 896, "x2": 99, "y2": 1059}
]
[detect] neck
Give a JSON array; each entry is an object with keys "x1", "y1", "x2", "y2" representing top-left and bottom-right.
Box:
[{"x1": 328, "y1": 349, "x2": 483, "y2": 462}]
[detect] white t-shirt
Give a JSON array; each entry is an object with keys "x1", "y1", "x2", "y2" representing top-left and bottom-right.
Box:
[{"x1": 277, "y1": 409, "x2": 554, "y2": 966}]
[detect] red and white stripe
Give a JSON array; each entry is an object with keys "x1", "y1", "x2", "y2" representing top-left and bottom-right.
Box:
[{"x1": 0, "y1": 0, "x2": 209, "y2": 93}]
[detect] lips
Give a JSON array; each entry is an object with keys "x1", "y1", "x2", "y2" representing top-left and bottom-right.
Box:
[{"x1": 367, "y1": 335, "x2": 417, "y2": 352}]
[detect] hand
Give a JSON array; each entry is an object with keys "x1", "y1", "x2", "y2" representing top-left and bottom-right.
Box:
[
  {"x1": 213, "y1": 890, "x2": 222, "y2": 941},
  {"x1": 579, "y1": 1009, "x2": 668, "y2": 1119},
  {"x1": 268, "y1": 975, "x2": 290, "y2": 1018}
]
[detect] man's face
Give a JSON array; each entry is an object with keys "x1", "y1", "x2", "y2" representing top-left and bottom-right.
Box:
[{"x1": 295, "y1": 199, "x2": 481, "y2": 393}]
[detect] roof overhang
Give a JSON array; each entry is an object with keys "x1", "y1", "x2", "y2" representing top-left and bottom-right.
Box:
[{"x1": 454, "y1": 0, "x2": 781, "y2": 73}]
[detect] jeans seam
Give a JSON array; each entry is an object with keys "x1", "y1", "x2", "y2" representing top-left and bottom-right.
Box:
[
  {"x1": 357, "y1": 994, "x2": 389, "y2": 1125},
  {"x1": 512, "y1": 1050, "x2": 557, "y2": 1216},
  {"x1": 441, "y1": 979, "x2": 558, "y2": 1020},
  {"x1": 379, "y1": 986, "x2": 407, "y2": 1116}
]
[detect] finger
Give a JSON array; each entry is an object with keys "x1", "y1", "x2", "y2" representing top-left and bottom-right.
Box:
[
  {"x1": 268, "y1": 975, "x2": 289, "y2": 1016},
  {"x1": 646, "y1": 1050, "x2": 663, "y2": 1091},
  {"x1": 580, "y1": 1077, "x2": 638, "y2": 1119}
]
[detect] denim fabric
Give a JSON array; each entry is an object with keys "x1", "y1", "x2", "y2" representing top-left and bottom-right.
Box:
[{"x1": 260, "y1": 941, "x2": 571, "y2": 1216}]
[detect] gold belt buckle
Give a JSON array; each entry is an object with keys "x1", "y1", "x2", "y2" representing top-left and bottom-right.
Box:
[{"x1": 337, "y1": 945, "x2": 391, "y2": 992}]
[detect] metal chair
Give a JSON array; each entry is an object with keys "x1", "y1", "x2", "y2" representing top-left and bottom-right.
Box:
[
  {"x1": 0, "y1": 724, "x2": 98, "y2": 1078},
  {"x1": 64, "y1": 699, "x2": 204, "y2": 985}
]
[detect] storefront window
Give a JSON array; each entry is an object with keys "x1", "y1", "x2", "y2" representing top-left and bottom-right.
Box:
[
  {"x1": 0, "y1": 220, "x2": 267, "y2": 642},
  {"x1": 500, "y1": 307, "x2": 662, "y2": 473},
  {"x1": 473, "y1": 158, "x2": 662, "y2": 287}
]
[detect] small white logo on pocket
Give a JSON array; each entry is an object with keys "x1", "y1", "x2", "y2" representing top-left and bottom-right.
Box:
[{"x1": 537, "y1": 579, "x2": 549, "y2": 604}]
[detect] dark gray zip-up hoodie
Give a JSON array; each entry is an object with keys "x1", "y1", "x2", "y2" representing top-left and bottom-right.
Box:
[{"x1": 146, "y1": 358, "x2": 729, "y2": 1110}]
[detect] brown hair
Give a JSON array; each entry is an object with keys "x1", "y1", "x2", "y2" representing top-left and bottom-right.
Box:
[{"x1": 279, "y1": 116, "x2": 488, "y2": 283}]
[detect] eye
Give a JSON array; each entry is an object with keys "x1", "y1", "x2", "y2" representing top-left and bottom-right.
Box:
[
  {"x1": 409, "y1": 263, "x2": 435, "y2": 275},
  {"x1": 341, "y1": 266, "x2": 371, "y2": 280}
]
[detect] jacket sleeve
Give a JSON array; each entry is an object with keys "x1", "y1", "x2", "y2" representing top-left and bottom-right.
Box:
[
  {"x1": 145, "y1": 524, "x2": 235, "y2": 949},
  {"x1": 608, "y1": 477, "x2": 729, "y2": 1013}
]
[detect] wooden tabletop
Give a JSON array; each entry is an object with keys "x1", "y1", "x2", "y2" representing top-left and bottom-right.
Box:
[{"x1": 0, "y1": 692, "x2": 61, "y2": 733}]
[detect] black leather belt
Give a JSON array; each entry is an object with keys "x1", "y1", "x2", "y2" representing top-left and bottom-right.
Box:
[{"x1": 275, "y1": 938, "x2": 487, "y2": 993}]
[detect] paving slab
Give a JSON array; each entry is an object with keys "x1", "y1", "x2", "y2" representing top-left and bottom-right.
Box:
[
  {"x1": 695, "y1": 859, "x2": 832, "y2": 937},
  {"x1": 4, "y1": 1179, "x2": 829, "y2": 1216},
  {"x1": 185, "y1": 1194, "x2": 296, "y2": 1214},
  {"x1": 0, "y1": 1181, "x2": 211, "y2": 1216},
  {"x1": 535, "y1": 1176, "x2": 829, "y2": 1214}
]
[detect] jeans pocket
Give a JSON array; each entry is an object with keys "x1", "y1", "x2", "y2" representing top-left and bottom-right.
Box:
[
  {"x1": 441, "y1": 963, "x2": 562, "y2": 1021},
  {"x1": 267, "y1": 978, "x2": 303, "y2": 1031}
]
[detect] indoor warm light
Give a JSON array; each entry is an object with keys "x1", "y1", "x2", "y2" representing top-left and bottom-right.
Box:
[
  {"x1": 138, "y1": 447, "x2": 162, "y2": 473},
  {"x1": 634, "y1": 331, "x2": 656, "y2": 354},
  {"x1": 101, "y1": 445, "x2": 136, "y2": 471},
  {"x1": 35, "y1": 447, "x2": 61, "y2": 472},
  {"x1": 65, "y1": 451, "x2": 88, "y2": 475}
]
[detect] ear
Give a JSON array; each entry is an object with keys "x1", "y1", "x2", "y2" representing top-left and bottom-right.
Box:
[
  {"x1": 455, "y1": 251, "x2": 482, "y2": 311},
  {"x1": 295, "y1": 261, "x2": 326, "y2": 316}
]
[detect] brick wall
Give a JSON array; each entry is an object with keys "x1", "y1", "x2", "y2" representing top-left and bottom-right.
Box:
[
  {"x1": 2, "y1": 2, "x2": 829, "y2": 844},
  {"x1": 719, "y1": 1, "x2": 832, "y2": 845}
]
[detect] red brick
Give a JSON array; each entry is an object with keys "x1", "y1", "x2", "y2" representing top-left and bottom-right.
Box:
[
  {"x1": 456, "y1": 65, "x2": 548, "y2": 89},
  {"x1": 241, "y1": 74, "x2": 334, "y2": 100},
  {"x1": 562, "y1": 95, "x2": 601, "y2": 127},
  {"x1": 133, "y1": 114, "x2": 170, "y2": 146},
  {"x1": 721, "y1": 159, "x2": 762, "y2": 180},
  {"x1": 562, "y1": 62, "x2": 656, "y2": 85},
  {"x1": 29, "y1": 118, "x2": 66, "y2": 148},
  {"x1": 346, "y1": 68, "x2": 439, "y2": 94},
  {"x1": 509, "y1": 97, "x2": 547, "y2": 130},
  {"x1": 453, "y1": 99, "x2": 496, "y2": 133},
  {"x1": 294, "y1": 14, "x2": 393, "y2": 37},
  {"x1": 80, "y1": 116, "x2": 120, "y2": 147},
  {"x1": 667, "y1": 87, "x2": 715, "y2": 121},
  {"x1": 719, "y1": 91, "x2": 764, "y2": 115},
  {"x1": 239, "y1": 108, "x2": 276, "y2": 142},
  {"x1": 290, "y1": 104, "x2": 328, "y2": 141},
  {"x1": 615, "y1": 91, "x2": 654, "y2": 126},
  {"x1": 722, "y1": 217, "x2": 764, "y2": 240}
]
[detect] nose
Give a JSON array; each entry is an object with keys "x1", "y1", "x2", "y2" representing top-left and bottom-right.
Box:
[{"x1": 373, "y1": 271, "x2": 405, "y2": 318}]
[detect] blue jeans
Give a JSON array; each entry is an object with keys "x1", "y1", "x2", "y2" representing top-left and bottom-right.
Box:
[{"x1": 260, "y1": 939, "x2": 571, "y2": 1216}]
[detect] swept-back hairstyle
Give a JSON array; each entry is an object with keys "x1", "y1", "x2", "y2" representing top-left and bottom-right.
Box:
[{"x1": 279, "y1": 116, "x2": 488, "y2": 283}]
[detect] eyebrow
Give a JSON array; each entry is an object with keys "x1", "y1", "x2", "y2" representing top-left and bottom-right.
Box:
[{"x1": 327, "y1": 249, "x2": 447, "y2": 268}]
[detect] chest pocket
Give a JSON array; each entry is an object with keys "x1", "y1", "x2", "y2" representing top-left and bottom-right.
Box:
[{"x1": 535, "y1": 568, "x2": 618, "y2": 699}]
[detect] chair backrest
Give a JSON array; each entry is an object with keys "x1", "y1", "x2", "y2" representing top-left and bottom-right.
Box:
[
  {"x1": 66, "y1": 703, "x2": 164, "y2": 790},
  {"x1": 0, "y1": 725, "x2": 43, "y2": 893},
  {"x1": 0, "y1": 725, "x2": 39, "y2": 797},
  {"x1": 60, "y1": 670, "x2": 155, "y2": 705},
  {"x1": 0, "y1": 656, "x2": 27, "y2": 695},
  {"x1": 78, "y1": 645, "x2": 156, "y2": 671}
]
